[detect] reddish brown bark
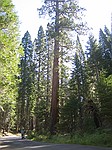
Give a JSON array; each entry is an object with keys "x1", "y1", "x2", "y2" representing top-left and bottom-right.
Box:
[{"x1": 50, "y1": 0, "x2": 59, "y2": 135}]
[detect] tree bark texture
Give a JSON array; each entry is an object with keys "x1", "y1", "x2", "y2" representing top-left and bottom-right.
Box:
[{"x1": 50, "y1": 0, "x2": 59, "y2": 135}]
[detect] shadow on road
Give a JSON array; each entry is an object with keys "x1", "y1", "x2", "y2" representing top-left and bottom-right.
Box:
[
  {"x1": 0, "y1": 136, "x2": 53, "y2": 149},
  {"x1": 0, "y1": 136, "x2": 112, "y2": 150}
]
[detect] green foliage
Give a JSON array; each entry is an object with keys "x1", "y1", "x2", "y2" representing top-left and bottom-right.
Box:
[
  {"x1": 59, "y1": 97, "x2": 79, "y2": 133},
  {"x1": 99, "y1": 27, "x2": 112, "y2": 76},
  {"x1": 17, "y1": 31, "x2": 34, "y2": 130},
  {"x1": 17, "y1": 24, "x2": 112, "y2": 149},
  {"x1": 0, "y1": 2, "x2": 112, "y2": 147},
  {"x1": 71, "y1": 36, "x2": 89, "y2": 100},
  {"x1": 8, "y1": 2, "x2": 112, "y2": 148},
  {"x1": 70, "y1": 131, "x2": 112, "y2": 147},
  {"x1": 0, "y1": 0, "x2": 22, "y2": 131},
  {"x1": 28, "y1": 130, "x2": 112, "y2": 147},
  {"x1": 97, "y1": 74, "x2": 112, "y2": 126},
  {"x1": 39, "y1": 0, "x2": 88, "y2": 135},
  {"x1": 85, "y1": 34, "x2": 101, "y2": 98},
  {"x1": 33, "y1": 26, "x2": 51, "y2": 132}
]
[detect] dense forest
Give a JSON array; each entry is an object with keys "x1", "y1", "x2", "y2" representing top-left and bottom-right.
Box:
[{"x1": 0, "y1": 0, "x2": 112, "y2": 146}]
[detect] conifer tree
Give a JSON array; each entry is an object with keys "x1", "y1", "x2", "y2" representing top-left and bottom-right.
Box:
[
  {"x1": 96, "y1": 27, "x2": 112, "y2": 127},
  {"x1": 44, "y1": 24, "x2": 54, "y2": 130},
  {"x1": 34, "y1": 26, "x2": 50, "y2": 132},
  {"x1": 97, "y1": 74, "x2": 112, "y2": 127},
  {"x1": 17, "y1": 31, "x2": 34, "y2": 130},
  {"x1": 68, "y1": 36, "x2": 88, "y2": 131},
  {"x1": 85, "y1": 34, "x2": 101, "y2": 96},
  {"x1": 99, "y1": 27, "x2": 112, "y2": 76},
  {"x1": 39, "y1": 0, "x2": 87, "y2": 134},
  {"x1": 84, "y1": 35, "x2": 101, "y2": 129}
]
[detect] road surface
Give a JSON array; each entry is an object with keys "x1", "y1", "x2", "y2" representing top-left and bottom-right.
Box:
[{"x1": 0, "y1": 135, "x2": 112, "y2": 150}]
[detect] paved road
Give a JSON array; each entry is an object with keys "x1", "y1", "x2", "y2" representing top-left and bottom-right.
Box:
[{"x1": 0, "y1": 135, "x2": 112, "y2": 150}]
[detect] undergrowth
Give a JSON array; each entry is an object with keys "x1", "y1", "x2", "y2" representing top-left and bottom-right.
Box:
[{"x1": 27, "y1": 129, "x2": 112, "y2": 147}]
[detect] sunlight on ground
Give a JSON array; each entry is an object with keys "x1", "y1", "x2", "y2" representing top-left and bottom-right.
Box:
[
  {"x1": 14, "y1": 145, "x2": 53, "y2": 149},
  {"x1": 24, "y1": 145, "x2": 52, "y2": 149},
  {"x1": 0, "y1": 145, "x2": 9, "y2": 148}
]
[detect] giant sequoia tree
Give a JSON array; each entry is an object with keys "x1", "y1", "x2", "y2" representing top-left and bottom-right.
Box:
[
  {"x1": 0, "y1": 0, "x2": 22, "y2": 131},
  {"x1": 39, "y1": 0, "x2": 87, "y2": 134}
]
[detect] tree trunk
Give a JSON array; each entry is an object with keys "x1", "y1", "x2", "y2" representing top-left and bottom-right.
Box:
[{"x1": 50, "y1": 0, "x2": 59, "y2": 135}]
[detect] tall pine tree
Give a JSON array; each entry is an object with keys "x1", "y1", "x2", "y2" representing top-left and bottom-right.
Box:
[
  {"x1": 39, "y1": 0, "x2": 88, "y2": 134},
  {"x1": 17, "y1": 31, "x2": 34, "y2": 130}
]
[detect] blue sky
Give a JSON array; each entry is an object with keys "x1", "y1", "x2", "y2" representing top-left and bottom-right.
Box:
[{"x1": 12, "y1": 0, "x2": 112, "y2": 42}]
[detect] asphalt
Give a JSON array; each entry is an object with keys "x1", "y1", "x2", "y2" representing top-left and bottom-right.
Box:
[{"x1": 0, "y1": 135, "x2": 112, "y2": 150}]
